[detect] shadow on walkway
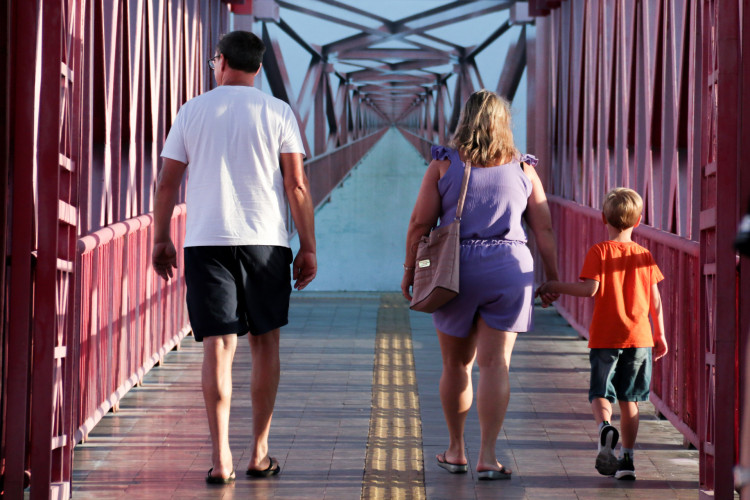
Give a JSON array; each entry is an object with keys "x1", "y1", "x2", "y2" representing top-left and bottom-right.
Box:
[{"x1": 71, "y1": 293, "x2": 699, "y2": 499}]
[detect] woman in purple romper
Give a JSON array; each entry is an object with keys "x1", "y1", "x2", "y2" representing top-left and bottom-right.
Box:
[{"x1": 402, "y1": 90, "x2": 559, "y2": 480}]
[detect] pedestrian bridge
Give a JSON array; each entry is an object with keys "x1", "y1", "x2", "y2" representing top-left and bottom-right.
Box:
[
  {"x1": 71, "y1": 292, "x2": 699, "y2": 499},
  {"x1": 1, "y1": 1, "x2": 747, "y2": 499}
]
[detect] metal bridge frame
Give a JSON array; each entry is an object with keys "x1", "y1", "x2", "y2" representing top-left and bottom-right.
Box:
[
  {"x1": 0, "y1": 0, "x2": 386, "y2": 497},
  {"x1": 527, "y1": 1, "x2": 749, "y2": 498},
  {"x1": 1, "y1": 0, "x2": 747, "y2": 498}
]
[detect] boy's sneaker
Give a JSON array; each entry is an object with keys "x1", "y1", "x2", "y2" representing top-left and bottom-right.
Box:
[
  {"x1": 595, "y1": 423, "x2": 620, "y2": 476},
  {"x1": 615, "y1": 452, "x2": 636, "y2": 480}
]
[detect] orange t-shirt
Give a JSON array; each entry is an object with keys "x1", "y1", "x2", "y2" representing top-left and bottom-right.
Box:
[{"x1": 579, "y1": 241, "x2": 664, "y2": 349}]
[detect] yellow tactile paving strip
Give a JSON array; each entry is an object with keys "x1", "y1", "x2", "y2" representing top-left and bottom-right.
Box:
[{"x1": 362, "y1": 293, "x2": 426, "y2": 500}]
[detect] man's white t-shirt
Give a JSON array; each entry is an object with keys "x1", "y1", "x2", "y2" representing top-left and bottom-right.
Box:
[{"x1": 161, "y1": 85, "x2": 305, "y2": 248}]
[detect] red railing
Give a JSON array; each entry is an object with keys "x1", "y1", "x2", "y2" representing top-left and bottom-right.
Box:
[
  {"x1": 74, "y1": 205, "x2": 189, "y2": 443},
  {"x1": 396, "y1": 127, "x2": 433, "y2": 163},
  {"x1": 305, "y1": 128, "x2": 389, "y2": 211},
  {"x1": 72, "y1": 129, "x2": 390, "y2": 443},
  {"x1": 548, "y1": 195, "x2": 700, "y2": 447}
]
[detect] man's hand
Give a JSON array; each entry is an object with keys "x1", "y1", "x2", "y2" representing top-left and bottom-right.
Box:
[
  {"x1": 152, "y1": 240, "x2": 178, "y2": 281},
  {"x1": 293, "y1": 249, "x2": 317, "y2": 290}
]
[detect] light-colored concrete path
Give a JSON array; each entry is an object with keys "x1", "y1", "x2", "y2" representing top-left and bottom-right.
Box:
[
  {"x1": 71, "y1": 293, "x2": 699, "y2": 499},
  {"x1": 290, "y1": 127, "x2": 428, "y2": 292}
]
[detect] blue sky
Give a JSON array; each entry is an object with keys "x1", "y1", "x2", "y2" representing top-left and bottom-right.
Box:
[{"x1": 233, "y1": 1, "x2": 529, "y2": 150}]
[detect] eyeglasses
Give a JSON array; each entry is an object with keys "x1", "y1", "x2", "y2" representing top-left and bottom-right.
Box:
[{"x1": 208, "y1": 55, "x2": 220, "y2": 70}]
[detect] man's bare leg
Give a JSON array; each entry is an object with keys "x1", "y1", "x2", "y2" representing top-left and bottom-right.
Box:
[
  {"x1": 202, "y1": 334, "x2": 238, "y2": 479},
  {"x1": 247, "y1": 328, "x2": 281, "y2": 471}
]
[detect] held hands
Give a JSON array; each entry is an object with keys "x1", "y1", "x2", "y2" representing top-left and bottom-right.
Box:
[
  {"x1": 293, "y1": 249, "x2": 317, "y2": 290},
  {"x1": 152, "y1": 240, "x2": 178, "y2": 281},
  {"x1": 535, "y1": 280, "x2": 560, "y2": 308}
]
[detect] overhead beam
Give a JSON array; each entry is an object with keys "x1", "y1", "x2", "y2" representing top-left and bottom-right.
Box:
[
  {"x1": 338, "y1": 48, "x2": 448, "y2": 61},
  {"x1": 496, "y1": 27, "x2": 527, "y2": 101},
  {"x1": 296, "y1": 0, "x2": 393, "y2": 26},
  {"x1": 347, "y1": 60, "x2": 451, "y2": 78},
  {"x1": 324, "y1": 0, "x2": 513, "y2": 56},
  {"x1": 353, "y1": 74, "x2": 436, "y2": 85},
  {"x1": 467, "y1": 19, "x2": 513, "y2": 60},
  {"x1": 395, "y1": 0, "x2": 514, "y2": 33},
  {"x1": 275, "y1": 18, "x2": 323, "y2": 59},
  {"x1": 276, "y1": 0, "x2": 387, "y2": 37}
]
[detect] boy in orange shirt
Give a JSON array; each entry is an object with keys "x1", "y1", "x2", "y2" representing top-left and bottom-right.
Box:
[{"x1": 537, "y1": 188, "x2": 667, "y2": 480}]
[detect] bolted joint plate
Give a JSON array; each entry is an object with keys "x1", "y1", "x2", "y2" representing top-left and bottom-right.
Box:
[
  {"x1": 253, "y1": 0, "x2": 280, "y2": 22},
  {"x1": 510, "y1": 3, "x2": 534, "y2": 25}
]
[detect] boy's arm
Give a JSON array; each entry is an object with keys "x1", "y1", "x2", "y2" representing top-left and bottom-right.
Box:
[
  {"x1": 539, "y1": 278, "x2": 599, "y2": 297},
  {"x1": 650, "y1": 283, "x2": 668, "y2": 360}
]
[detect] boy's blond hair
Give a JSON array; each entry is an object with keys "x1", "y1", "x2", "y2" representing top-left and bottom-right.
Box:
[{"x1": 602, "y1": 188, "x2": 643, "y2": 230}]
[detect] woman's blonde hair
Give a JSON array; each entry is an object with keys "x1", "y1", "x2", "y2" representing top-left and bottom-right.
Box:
[
  {"x1": 450, "y1": 89, "x2": 518, "y2": 166},
  {"x1": 602, "y1": 188, "x2": 643, "y2": 230}
]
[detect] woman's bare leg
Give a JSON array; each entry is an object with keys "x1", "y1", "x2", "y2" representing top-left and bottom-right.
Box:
[
  {"x1": 474, "y1": 317, "x2": 516, "y2": 472},
  {"x1": 437, "y1": 328, "x2": 477, "y2": 465}
]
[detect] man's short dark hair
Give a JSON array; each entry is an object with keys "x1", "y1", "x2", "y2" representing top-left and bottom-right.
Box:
[{"x1": 216, "y1": 31, "x2": 265, "y2": 73}]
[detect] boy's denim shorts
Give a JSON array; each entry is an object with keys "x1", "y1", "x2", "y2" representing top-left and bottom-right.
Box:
[{"x1": 588, "y1": 347, "x2": 652, "y2": 403}]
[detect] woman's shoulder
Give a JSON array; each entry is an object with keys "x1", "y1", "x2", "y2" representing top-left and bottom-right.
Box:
[
  {"x1": 431, "y1": 145, "x2": 458, "y2": 161},
  {"x1": 519, "y1": 153, "x2": 538, "y2": 166}
]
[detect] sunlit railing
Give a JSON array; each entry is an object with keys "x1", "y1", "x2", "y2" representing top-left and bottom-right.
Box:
[
  {"x1": 396, "y1": 127, "x2": 433, "y2": 163},
  {"x1": 74, "y1": 206, "x2": 189, "y2": 443},
  {"x1": 306, "y1": 129, "x2": 389, "y2": 210},
  {"x1": 547, "y1": 195, "x2": 700, "y2": 446},
  {"x1": 285, "y1": 128, "x2": 388, "y2": 236},
  {"x1": 72, "y1": 131, "x2": 394, "y2": 443}
]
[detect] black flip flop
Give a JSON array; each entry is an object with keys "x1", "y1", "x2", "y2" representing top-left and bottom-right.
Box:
[
  {"x1": 477, "y1": 466, "x2": 512, "y2": 480},
  {"x1": 205, "y1": 467, "x2": 235, "y2": 484},
  {"x1": 246, "y1": 456, "x2": 281, "y2": 478},
  {"x1": 436, "y1": 452, "x2": 469, "y2": 473}
]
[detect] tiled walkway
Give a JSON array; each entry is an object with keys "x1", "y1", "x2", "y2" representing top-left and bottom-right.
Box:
[{"x1": 72, "y1": 293, "x2": 699, "y2": 499}]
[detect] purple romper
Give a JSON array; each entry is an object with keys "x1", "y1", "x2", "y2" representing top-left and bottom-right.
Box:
[{"x1": 431, "y1": 146, "x2": 535, "y2": 337}]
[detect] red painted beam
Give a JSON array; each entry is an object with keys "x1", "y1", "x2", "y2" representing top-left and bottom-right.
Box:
[
  {"x1": 4, "y1": 0, "x2": 38, "y2": 497},
  {"x1": 29, "y1": 0, "x2": 62, "y2": 497}
]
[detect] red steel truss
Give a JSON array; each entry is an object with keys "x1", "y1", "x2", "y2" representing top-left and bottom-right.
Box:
[
  {"x1": 1, "y1": 1, "x2": 230, "y2": 497},
  {"x1": 527, "y1": 1, "x2": 748, "y2": 497},
  {"x1": 1, "y1": 0, "x2": 747, "y2": 498},
  {"x1": 0, "y1": 0, "x2": 387, "y2": 496}
]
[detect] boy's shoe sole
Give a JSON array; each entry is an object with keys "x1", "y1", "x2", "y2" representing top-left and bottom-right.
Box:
[
  {"x1": 615, "y1": 469, "x2": 636, "y2": 480},
  {"x1": 615, "y1": 453, "x2": 636, "y2": 480},
  {"x1": 595, "y1": 425, "x2": 620, "y2": 476}
]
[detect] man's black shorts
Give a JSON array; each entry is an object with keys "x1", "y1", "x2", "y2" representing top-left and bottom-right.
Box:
[{"x1": 184, "y1": 245, "x2": 293, "y2": 341}]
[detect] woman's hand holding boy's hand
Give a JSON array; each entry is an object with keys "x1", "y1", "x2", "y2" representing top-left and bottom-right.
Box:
[{"x1": 535, "y1": 281, "x2": 560, "y2": 308}]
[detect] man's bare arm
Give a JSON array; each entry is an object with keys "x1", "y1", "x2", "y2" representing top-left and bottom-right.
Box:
[
  {"x1": 152, "y1": 158, "x2": 187, "y2": 280},
  {"x1": 280, "y1": 152, "x2": 316, "y2": 290}
]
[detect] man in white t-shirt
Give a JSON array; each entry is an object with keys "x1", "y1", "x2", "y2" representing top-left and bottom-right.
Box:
[{"x1": 152, "y1": 31, "x2": 316, "y2": 484}]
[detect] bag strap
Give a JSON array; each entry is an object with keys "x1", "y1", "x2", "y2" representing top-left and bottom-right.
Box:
[{"x1": 454, "y1": 160, "x2": 472, "y2": 221}]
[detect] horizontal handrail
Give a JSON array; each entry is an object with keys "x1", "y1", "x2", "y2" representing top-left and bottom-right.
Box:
[
  {"x1": 304, "y1": 128, "x2": 389, "y2": 211},
  {"x1": 396, "y1": 127, "x2": 434, "y2": 161},
  {"x1": 75, "y1": 205, "x2": 189, "y2": 443}
]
